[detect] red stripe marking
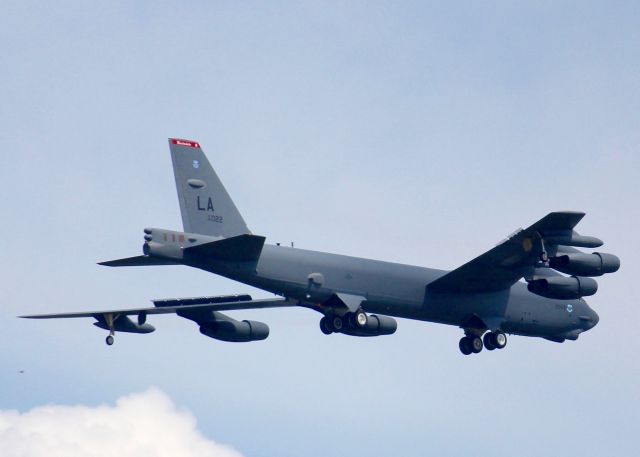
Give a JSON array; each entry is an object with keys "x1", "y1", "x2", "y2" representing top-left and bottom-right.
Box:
[{"x1": 171, "y1": 139, "x2": 200, "y2": 148}]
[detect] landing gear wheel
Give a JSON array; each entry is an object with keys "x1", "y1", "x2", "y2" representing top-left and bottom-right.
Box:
[
  {"x1": 354, "y1": 310, "x2": 368, "y2": 328},
  {"x1": 105, "y1": 334, "x2": 114, "y2": 346},
  {"x1": 319, "y1": 317, "x2": 333, "y2": 335},
  {"x1": 483, "y1": 332, "x2": 496, "y2": 350},
  {"x1": 470, "y1": 335, "x2": 483, "y2": 353},
  {"x1": 493, "y1": 331, "x2": 507, "y2": 349},
  {"x1": 332, "y1": 316, "x2": 344, "y2": 332},
  {"x1": 459, "y1": 337, "x2": 472, "y2": 355}
]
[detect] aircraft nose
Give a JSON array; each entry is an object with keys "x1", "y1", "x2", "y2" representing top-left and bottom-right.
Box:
[{"x1": 580, "y1": 308, "x2": 599, "y2": 330}]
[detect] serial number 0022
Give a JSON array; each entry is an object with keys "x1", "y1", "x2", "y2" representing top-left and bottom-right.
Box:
[{"x1": 208, "y1": 214, "x2": 224, "y2": 223}]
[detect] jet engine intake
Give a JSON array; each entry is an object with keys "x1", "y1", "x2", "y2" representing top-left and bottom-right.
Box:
[
  {"x1": 549, "y1": 252, "x2": 620, "y2": 277},
  {"x1": 199, "y1": 319, "x2": 269, "y2": 342},
  {"x1": 527, "y1": 276, "x2": 598, "y2": 300}
]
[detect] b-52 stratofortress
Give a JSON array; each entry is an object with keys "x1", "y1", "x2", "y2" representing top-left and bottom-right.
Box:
[{"x1": 22, "y1": 139, "x2": 620, "y2": 355}]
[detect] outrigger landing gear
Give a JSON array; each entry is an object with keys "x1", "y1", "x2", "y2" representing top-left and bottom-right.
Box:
[{"x1": 104, "y1": 313, "x2": 115, "y2": 346}]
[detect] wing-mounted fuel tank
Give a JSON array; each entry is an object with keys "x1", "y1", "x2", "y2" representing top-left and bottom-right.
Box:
[
  {"x1": 527, "y1": 275, "x2": 598, "y2": 300},
  {"x1": 93, "y1": 314, "x2": 156, "y2": 334}
]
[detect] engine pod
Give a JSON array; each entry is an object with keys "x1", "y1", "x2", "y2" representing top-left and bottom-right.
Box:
[
  {"x1": 341, "y1": 315, "x2": 398, "y2": 337},
  {"x1": 527, "y1": 276, "x2": 598, "y2": 300},
  {"x1": 199, "y1": 319, "x2": 269, "y2": 342},
  {"x1": 550, "y1": 252, "x2": 620, "y2": 277}
]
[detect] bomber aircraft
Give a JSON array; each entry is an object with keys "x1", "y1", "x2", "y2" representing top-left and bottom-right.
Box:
[{"x1": 22, "y1": 139, "x2": 620, "y2": 355}]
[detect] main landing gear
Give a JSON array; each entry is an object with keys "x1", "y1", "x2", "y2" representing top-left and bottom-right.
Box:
[
  {"x1": 320, "y1": 309, "x2": 368, "y2": 334},
  {"x1": 459, "y1": 331, "x2": 507, "y2": 355}
]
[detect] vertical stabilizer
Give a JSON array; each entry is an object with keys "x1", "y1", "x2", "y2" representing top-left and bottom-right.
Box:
[{"x1": 169, "y1": 138, "x2": 250, "y2": 237}]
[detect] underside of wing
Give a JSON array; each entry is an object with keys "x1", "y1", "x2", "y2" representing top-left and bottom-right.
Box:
[{"x1": 20, "y1": 295, "x2": 299, "y2": 344}]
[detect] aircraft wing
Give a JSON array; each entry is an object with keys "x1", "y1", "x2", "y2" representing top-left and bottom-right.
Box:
[
  {"x1": 427, "y1": 211, "x2": 587, "y2": 293},
  {"x1": 20, "y1": 295, "x2": 297, "y2": 320}
]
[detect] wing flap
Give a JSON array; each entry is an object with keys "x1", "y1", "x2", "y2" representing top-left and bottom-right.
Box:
[{"x1": 152, "y1": 294, "x2": 252, "y2": 307}]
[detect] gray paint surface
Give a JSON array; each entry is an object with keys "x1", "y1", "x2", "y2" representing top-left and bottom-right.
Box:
[{"x1": 24, "y1": 139, "x2": 614, "y2": 351}]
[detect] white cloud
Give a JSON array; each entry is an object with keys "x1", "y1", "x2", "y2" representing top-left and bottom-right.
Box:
[{"x1": 0, "y1": 388, "x2": 243, "y2": 457}]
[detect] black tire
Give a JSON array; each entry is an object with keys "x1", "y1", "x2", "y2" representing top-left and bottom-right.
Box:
[
  {"x1": 459, "y1": 337, "x2": 472, "y2": 355},
  {"x1": 470, "y1": 335, "x2": 483, "y2": 353},
  {"x1": 332, "y1": 315, "x2": 344, "y2": 331},
  {"x1": 319, "y1": 317, "x2": 332, "y2": 335},
  {"x1": 483, "y1": 332, "x2": 496, "y2": 351},
  {"x1": 106, "y1": 335, "x2": 114, "y2": 346},
  {"x1": 493, "y1": 331, "x2": 507, "y2": 349}
]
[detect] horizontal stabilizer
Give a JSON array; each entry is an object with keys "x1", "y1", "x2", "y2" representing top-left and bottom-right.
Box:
[
  {"x1": 185, "y1": 234, "x2": 266, "y2": 261},
  {"x1": 99, "y1": 255, "x2": 181, "y2": 267}
]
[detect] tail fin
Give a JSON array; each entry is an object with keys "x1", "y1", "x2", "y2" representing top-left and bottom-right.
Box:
[{"x1": 169, "y1": 138, "x2": 250, "y2": 237}]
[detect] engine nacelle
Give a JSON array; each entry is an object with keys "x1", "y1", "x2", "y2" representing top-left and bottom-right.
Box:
[
  {"x1": 527, "y1": 276, "x2": 598, "y2": 299},
  {"x1": 199, "y1": 319, "x2": 269, "y2": 342},
  {"x1": 342, "y1": 315, "x2": 397, "y2": 337},
  {"x1": 549, "y1": 252, "x2": 620, "y2": 277}
]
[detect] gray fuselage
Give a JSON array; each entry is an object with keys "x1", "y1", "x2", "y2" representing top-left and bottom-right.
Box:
[{"x1": 188, "y1": 243, "x2": 598, "y2": 341}]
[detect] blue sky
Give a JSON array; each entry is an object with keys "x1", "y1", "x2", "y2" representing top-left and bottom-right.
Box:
[{"x1": 1, "y1": 2, "x2": 639, "y2": 456}]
